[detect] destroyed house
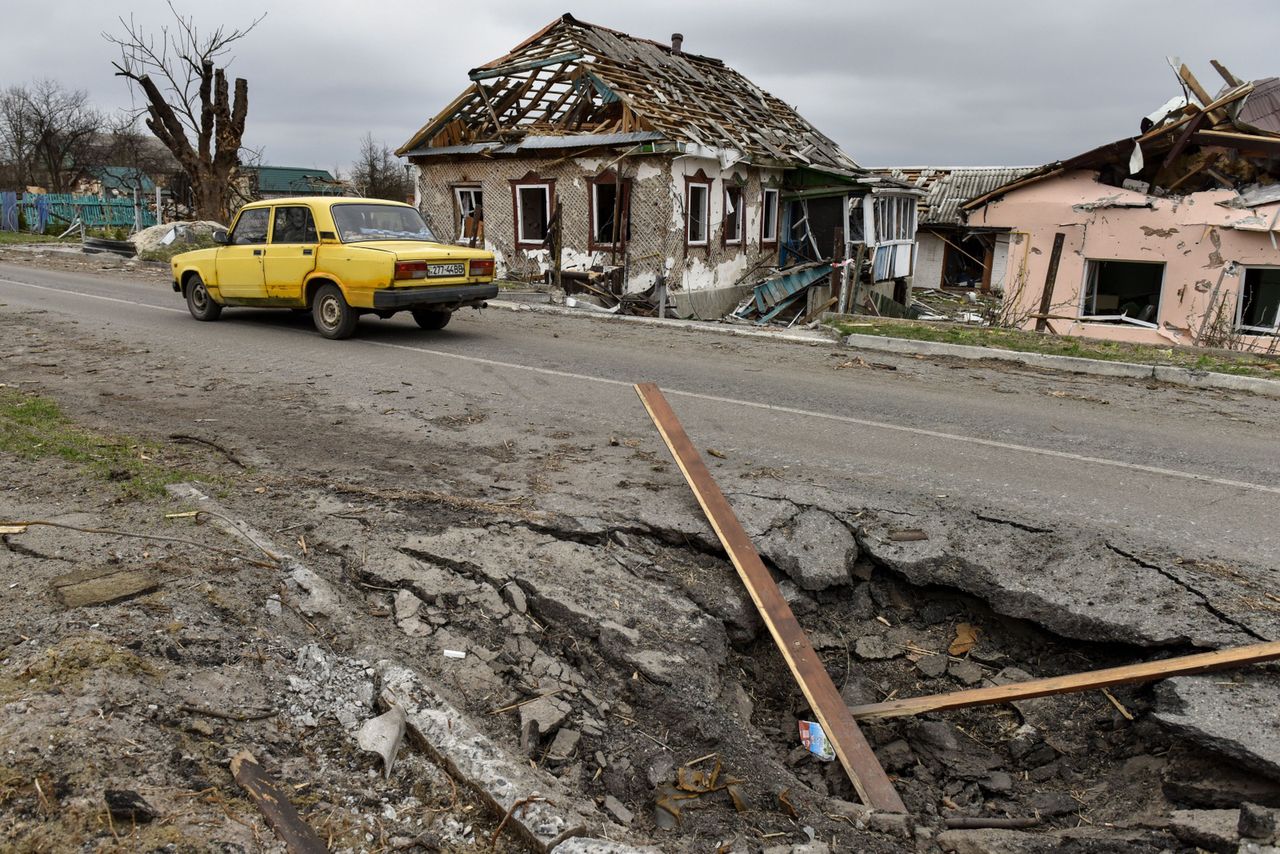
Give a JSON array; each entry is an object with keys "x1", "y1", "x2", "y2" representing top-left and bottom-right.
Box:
[
  {"x1": 963, "y1": 63, "x2": 1280, "y2": 348},
  {"x1": 397, "y1": 14, "x2": 921, "y2": 318},
  {"x1": 882, "y1": 167, "x2": 1035, "y2": 293}
]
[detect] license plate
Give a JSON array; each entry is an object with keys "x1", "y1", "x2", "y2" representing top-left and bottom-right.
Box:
[{"x1": 427, "y1": 263, "x2": 465, "y2": 277}]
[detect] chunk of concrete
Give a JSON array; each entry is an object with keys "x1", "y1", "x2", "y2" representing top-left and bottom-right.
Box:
[
  {"x1": 758, "y1": 508, "x2": 857, "y2": 591},
  {"x1": 1167, "y1": 809, "x2": 1241, "y2": 854},
  {"x1": 53, "y1": 566, "x2": 157, "y2": 607},
  {"x1": 1155, "y1": 675, "x2": 1280, "y2": 780},
  {"x1": 854, "y1": 635, "x2": 899, "y2": 660},
  {"x1": 355, "y1": 705, "x2": 406, "y2": 779},
  {"x1": 378, "y1": 661, "x2": 598, "y2": 852}
]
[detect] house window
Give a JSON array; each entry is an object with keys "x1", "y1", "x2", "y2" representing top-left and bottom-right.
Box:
[
  {"x1": 723, "y1": 184, "x2": 743, "y2": 245},
  {"x1": 686, "y1": 181, "x2": 710, "y2": 246},
  {"x1": 871, "y1": 195, "x2": 915, "y2": 243},
  {"x1": 454, "y1": 186, "x2": 483, "y2": 243},
  {"x1": 589, "y1": 178, "x2": 630, "y2": 248},
  {"x1": 1238, "y1": 267, "x2": 1280, "y2": 334},
  {"x1": 514, "y1": 182, "x2": 552, "y2": 245},
  {"x1": 761, "y1": 188, "x2": 778, "y2": 244},
  {"x1": 1082, "y1": 260, "x2": 1164, "y2": 325}
]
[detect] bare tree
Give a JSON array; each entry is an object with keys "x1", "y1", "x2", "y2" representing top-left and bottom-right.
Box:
[
  {"x1": 0, "y1": 81, "x2": 103, "y2": 192},
  {"x1": 351, "y1": 133, "x2": 411, "y2": 201},
  {"x1": 106, "y1": 4, "x2": 264, "y2": 221}
]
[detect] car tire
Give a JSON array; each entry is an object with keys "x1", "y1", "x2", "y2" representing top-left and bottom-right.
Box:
[
  {"x1": 411, "y1": 309, "x2": 452, "y2": 330},
  {"x1": 185, "y1": 274, "x2": 222, "y2": 321},
  {"x1": 313, "y1": 283, "x2": 357, "y2": 340}
]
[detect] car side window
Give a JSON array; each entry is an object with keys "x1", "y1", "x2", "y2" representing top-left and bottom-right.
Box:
[
  {"x1": 230, "y1": 209, "x2": 270, "y2": 245},
  {"x1": 271, "y1": 206, "x2": 318, "y2": 244}
]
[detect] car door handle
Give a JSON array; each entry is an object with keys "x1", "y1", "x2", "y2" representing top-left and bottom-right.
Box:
[
  {"x1": 253, "y1": 249, "x2": 263, "y2": 256},
  {"x1": 303, "y1": 249, "x2": 313, "y2": 256}
]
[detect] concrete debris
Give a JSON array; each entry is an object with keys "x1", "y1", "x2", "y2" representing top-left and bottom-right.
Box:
[
  {"x1": 520, "y1": 695, "x2": 571, "y2": 742},
  {"x1": 1155, "y1": 675, "x2": 1280, "y2": 779},
  {"x1": 1240, "y1": 803, "x2": 1279, "y2": 842},
  {"x1": 378, "y1": 661, "x2": 597, "y2": 852},
  {"x1": 393, "y1": 588, "x2": 430, "y2": 636},
  {"x1": 356, "y1": 705, "x2": 407, "y2": 779},
  {"x1": 757, "y1": 507, "x2": 858, "y2": 591},
  {"x1": 550, "y1": 838, "x2": 662, "y2": 854},
  {"x1": 1162, "y1": 747, "x2": 1280, "y2": 808},
  {"x1": 1167, "y1": 808, "x2": 1241, "y2": 854},
  {"x1": 603, "y1": 794, "x2": 634, "y2": 826},
  {"x1": 853, "y1": 634, "x2": 899, "y2": 660},
  {"x1": 104, "y1": 789, "x2": 157, "y2": 823}
]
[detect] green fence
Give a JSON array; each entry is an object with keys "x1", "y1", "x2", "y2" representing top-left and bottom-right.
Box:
[{"x1": 0, "y1": 192, "x2": 156, "y2": 232}]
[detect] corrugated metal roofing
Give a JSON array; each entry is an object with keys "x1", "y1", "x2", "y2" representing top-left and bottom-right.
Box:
[
  {"x1": 876, "y1": 167, "x2": 1037, "y2": 225},
  {"x1": 247, "y1": 166, "x2": 341, "y2": 195}
]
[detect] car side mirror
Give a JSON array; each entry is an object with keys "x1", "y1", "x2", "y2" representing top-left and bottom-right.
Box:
[{"x1": 212, "y1": 229, "x2": 229, "y2": 245}]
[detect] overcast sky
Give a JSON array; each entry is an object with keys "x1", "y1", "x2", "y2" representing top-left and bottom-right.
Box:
[{"x1": 6, "y1": 0, "x2": 1280, "y2": 173}]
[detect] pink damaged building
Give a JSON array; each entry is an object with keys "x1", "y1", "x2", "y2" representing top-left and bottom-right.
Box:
[{"x1": 963, "y1": 65, "x2": 1280, "y2": 348}]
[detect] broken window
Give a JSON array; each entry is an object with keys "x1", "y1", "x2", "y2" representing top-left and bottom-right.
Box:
[
  {"x1": 514, "y1": 183, "x2": 551, "y2": 245},
  {"x1": 723, "y1": 184, "x2": 743, "y2": 245},
  {"x1": 761, "y1": 188, "x2": 778, "y2": 244},
  {"x1": 454, "y1": 186, "x2": 483, "y2": 243},
  {"x1": 1082, "y1": 260, "x2": 1164, "y2": 325},
  {"x1": 590, "y1": 179, "x2": 629, "y2": 248},
  {"x1": 1238, "y1": 267, "x2": 1280, "y2": 333},
  {"x1": 871, "y1": 195, "x2": 915, "y2": 244},
  {"x1": 686, "y1": 181, "x2": 710, "y2": 246},
  {"x1": 847, "y1": 197, "x2": 865, "y2": 244}
]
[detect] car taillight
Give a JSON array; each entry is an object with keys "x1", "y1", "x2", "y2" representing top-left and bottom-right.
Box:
[
  {"x1": 395, "y1": 261, "x2": 429, "y2": 280},
  {"x1": 469, "y1": 259, "x2": 495, "y2": 278}
]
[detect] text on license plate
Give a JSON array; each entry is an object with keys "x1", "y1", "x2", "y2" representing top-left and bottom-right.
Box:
[{"x1": 427, "y1": 263, "x2": 465, "y2": 277}]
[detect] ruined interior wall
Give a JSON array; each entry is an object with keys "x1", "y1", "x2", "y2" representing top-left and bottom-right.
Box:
[
  {"x1": 413, "y1": 152, "x2": 782, "y2": 312},
  {"x1": 970, "y1": 170, "x2": 1280, "y2": 346},
  {"x1": 990, "y1": 232, "x2": 1013, "y2": 293}
]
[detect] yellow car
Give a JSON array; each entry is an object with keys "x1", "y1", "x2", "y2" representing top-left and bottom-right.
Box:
[{"x1": 170, "y1": 197, "x2": 497, "y2": 339}]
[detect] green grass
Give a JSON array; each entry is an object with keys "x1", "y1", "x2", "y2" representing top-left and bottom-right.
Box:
[
  {"x1": 0, "y1": 388, "x2": 206, "y2": 499},
  {"x1": 828, "y1": 318, "x2": 1280, "y2": 379},
  {"x1": 0, "y1": 232, "x2": 76, "y2": 246}
]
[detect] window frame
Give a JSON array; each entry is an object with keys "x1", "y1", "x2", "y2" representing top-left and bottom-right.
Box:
[
  {"x1": 452, "y1": 184, "x2": 483, "y2": 243},
  {"x1": 588, "y1": 174, "x2": 631, "y2": 251},
  {"x1": 760, "y1": 188, "x2": 779, "y2": 245},
  {"x1": 1236, "y1": 265, "x2": 1280, "y2": 335},
  {"x1": 685, "y1": 175, "x2": 711, "y2": 249},
  {"x1": 1080, "y1": 258, "x2": 1166, "y2": 327},
  {"x1": 509, "y1": 175, "x2": 556, "y2": 247},
  {"x1": 269, "y1": 205, "x2": 318, "y2": 245},
  {"x1": 722, "y1": 181, "x2": 745, "y2": 247},
  {"x1": 228, "y1": 207, "x2": 270, "y2": 245}
]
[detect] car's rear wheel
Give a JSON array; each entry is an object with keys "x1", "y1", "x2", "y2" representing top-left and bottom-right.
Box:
[
  {"x1": 185, "y1": 274, "x2": 221, "y2": 321},
  {"x1": 313, "y1": 284, "x2": 357, "y2": 340},
  {"x1": 411, "y1": 309, "x2": 452, "y2": 330}
]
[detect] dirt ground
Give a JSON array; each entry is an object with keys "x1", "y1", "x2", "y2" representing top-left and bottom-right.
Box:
[{"x1": 2, "y1": 248, "x2": 1280, "y2": 853}]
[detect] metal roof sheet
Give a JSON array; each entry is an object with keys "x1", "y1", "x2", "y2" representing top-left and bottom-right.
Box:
[{"x1": 876, "y1": 166, "x2": 1038, "y2": 225}]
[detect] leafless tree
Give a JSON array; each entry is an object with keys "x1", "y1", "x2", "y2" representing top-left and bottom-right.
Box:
[
  {"x1": 0, "y1": 81, "x2": 103, "y2": 192},
  {"x1": 351, "y1": 133, "x2": 412, "y2": 202},
  {"x1": 106, "y1": 4, "x2": 264, "y2": 221}
]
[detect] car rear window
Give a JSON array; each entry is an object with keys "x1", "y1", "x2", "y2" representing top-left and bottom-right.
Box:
[{"x1": 331, "y1": 204, "x2": 436, "y2": 243}]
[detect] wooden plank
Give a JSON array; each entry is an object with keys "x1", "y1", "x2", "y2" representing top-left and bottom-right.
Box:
[
  {"x1": 1034, "y1": 232, "x2": 1066, "y2": 333},
  {"x1": 1193, "y1": 131, "x2": 1280, "y2": 154},
  {"x1": 633, "y1": 384, "x2": 905, "y2": 813},
  {"x1": 848, "y1": 640, "x2": 1280, "y2": 721},
  {"x1": 1211, "y1": 59, "x2": 1244, "y2": 88},
  {"x1": 1179, "y1": 64, "x2": 1228, "y2": 124},
  {"x1": 230, "y1": 750, "x2": 326, "y2": 854}
]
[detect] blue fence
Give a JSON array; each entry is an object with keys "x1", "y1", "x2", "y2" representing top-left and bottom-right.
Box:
[{"x1": 0, "y1": 192, "x2": 157, "y2": 232}]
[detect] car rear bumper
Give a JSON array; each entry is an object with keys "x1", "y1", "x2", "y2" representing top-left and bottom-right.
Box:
[{"x1": 372, "y1": 283, "x2": 498, "y2": 310}]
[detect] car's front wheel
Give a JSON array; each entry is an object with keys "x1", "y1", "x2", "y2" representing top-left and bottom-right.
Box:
[
  {"x1": 185, "y1": 274, "x2": 222, "y2": 321},
  {"x1": 313, "y1": 284, "x2": 357, "y2": 340},
  {"x1": 411, "y1": 309, "x2": 452, "y2": 330}
]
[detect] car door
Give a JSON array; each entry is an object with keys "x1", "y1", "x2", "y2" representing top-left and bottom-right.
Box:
[
  {"x1": 263, "y1": 205, "x2": 319, "y2": 300},
  {"x1": 215, "y1": 208, "x2": 269, "y2": 299}
]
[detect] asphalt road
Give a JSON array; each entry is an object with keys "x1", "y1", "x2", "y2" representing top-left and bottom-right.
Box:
[{"x1": 3, "y1": 259, "x2": 1278, "y2": 569}]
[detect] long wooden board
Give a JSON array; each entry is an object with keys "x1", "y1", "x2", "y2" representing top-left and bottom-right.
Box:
[
  {"x1": 847, "y1": 640, "x2": 1280, "y2": 721},
  {"x1": 634, "y1": 383, "x2": 905, "y2": 813}
]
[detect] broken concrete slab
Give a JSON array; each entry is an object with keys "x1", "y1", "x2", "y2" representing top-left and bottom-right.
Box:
[
  {"x1": 1155, "y1": 675, "x2": 1280, "y2": 781},
  {"x1": 393, "y1": 588, "x2": 430, "y2": 636},
  {"x1": 396, "y1": 526, "x2": 728, "y2": 695},
  {"x1": 1167, "y1": 808, "x2": 1241, "y2": 854},
  {"x1": 52, "y1": 565, "x2": 157, "y2": 607},
  {"x1": 550, "y1": 838, "x2": 662, "y2": 853},
  {"x1": 857, "y1": 514, "x2": 1252, "y2": 647},
  {"x1": 378, "y1": 661, "x2": 598, "y2": 852},
  {"x1": 758, "y1": 507, "x2": 857, "y2": 591},
  {"x1": 1162, "y1": 747, "x2": 1280, "y2": 808}
]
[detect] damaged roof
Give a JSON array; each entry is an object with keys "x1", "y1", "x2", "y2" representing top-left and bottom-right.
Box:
[
  {"x1": 962, "y1": 61, "x2": 1280, "y2": 216},
  {"x1": 397, "y1": 13, "x2": 858, "y2": 172},
  {"x1": 878, "y1": 167, "x2": 1037, "y2": 225}
]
